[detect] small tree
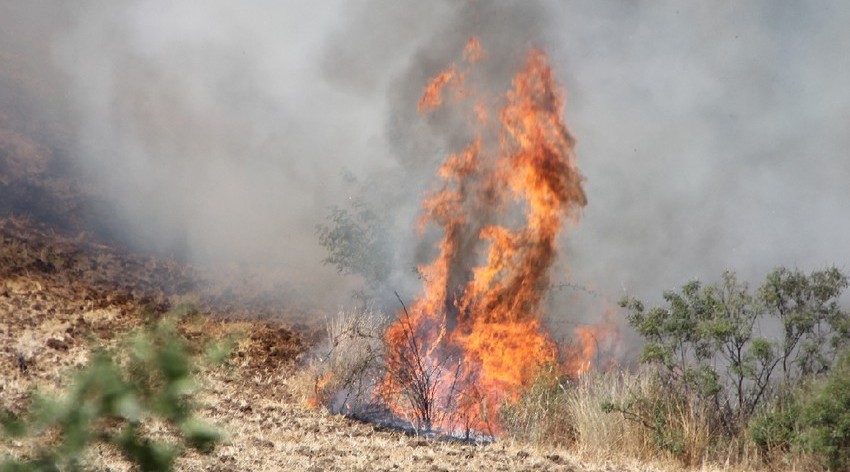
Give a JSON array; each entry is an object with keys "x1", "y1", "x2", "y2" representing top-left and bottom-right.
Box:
[
  {"x1": 619, "y1": 267, "x2": 849, "y2": 436},
  {"x1": 316, "y1": 192, "x2": 392, "y2": 303},
  {"x1": 760, "y1": 266, "x2": 849, "y2": 383}
]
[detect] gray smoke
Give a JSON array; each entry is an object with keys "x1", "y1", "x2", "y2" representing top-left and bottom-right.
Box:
[
  {"x1": 548, "y1": 1, "x2": 850, "y2": 302},
  {"x1": 1, "y1": 1, "x2": 848, "y2": 314}
]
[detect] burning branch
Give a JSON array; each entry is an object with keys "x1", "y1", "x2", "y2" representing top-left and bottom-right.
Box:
[{"x1": 379, "y1": 291, "x2": 458, "y2": 432}]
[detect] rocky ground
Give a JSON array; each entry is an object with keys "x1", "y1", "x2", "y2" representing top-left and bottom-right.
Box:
[{"x1": 0, "y1": 217, "x2": 668, "y2": 471}]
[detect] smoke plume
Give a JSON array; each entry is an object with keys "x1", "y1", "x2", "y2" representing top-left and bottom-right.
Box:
[{"x1": 1, "y1": 1, "x2": 849, "y2": 313}]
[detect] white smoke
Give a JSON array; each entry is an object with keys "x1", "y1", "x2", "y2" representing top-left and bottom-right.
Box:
[{"x1": 1, "y1": 1, "x2": 848, "y2": 312}]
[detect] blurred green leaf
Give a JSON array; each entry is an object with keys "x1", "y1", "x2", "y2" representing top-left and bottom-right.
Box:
[
  {"x1": 1, "y1": 307, "x2": 225, "y2": 470},
  {"x1": 181, "y1": 418, "x2": 222, "y2": 453}
]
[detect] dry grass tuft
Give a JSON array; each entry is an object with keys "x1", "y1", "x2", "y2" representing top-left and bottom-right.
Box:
[
  {"x1": 298, "y1": 307, "x2": 388, "y2": 413},
  {"x1": 500, "y1": 366, "x2": 785, "y2": 471},
  {"x1": 499, "y1": 362, "x2": 575, "y2": 446},
  {"x1": 565, "y1": 370, "x2": 658, "y2": 462}
]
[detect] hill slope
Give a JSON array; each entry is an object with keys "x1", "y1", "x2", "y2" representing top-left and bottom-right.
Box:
[{"x1": 0, "y1": 217, "x2": 665, "y2": 471}]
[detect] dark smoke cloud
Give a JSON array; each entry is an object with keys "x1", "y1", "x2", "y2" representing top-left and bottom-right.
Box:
[{"x1": 1, "y1": 1, "x2": 848, "y2": 313}]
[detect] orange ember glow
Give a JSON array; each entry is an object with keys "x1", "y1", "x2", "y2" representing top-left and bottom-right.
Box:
[{"x1": 381, "y1": 38, "x2": 604, "y2": 434}]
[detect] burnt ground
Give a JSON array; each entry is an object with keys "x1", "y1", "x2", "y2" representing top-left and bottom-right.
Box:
[{"x1": 0, "y1": 217, "x2": 666, "y2": 471}]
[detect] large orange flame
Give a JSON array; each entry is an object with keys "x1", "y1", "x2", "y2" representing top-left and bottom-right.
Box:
[{"x1": 380, "y1": 38, "x2": 605, "y2": 434}]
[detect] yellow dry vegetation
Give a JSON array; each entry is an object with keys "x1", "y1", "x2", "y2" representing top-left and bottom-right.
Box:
[{"x1": 0, "y1": 217, "x2": 753, "y2": 472}]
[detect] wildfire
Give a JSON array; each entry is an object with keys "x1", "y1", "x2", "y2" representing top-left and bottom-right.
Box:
[
  {"x1": 380, "y1": 38, "x2": 611, "y2": 434},
  {"x1": 562, "y1": 310, "x2": 623, "y2": 376}
]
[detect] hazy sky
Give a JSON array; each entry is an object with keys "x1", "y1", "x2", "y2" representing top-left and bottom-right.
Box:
[{"x1": 2, "y1": 1, "x2": 848, "y2": 312}]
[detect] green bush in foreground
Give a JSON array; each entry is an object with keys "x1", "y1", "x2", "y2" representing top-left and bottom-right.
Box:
[{"x1": 1, "y1": 308, "x2": 229, "y2": 471}]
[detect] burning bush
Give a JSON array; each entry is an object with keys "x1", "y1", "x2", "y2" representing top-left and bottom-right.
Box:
[
  {"x1": 312, "y1": 37, "x2": 620, "y2": 436},
  {"x1": 376, "y1": 37, "x2": 594, "y2": 434}
]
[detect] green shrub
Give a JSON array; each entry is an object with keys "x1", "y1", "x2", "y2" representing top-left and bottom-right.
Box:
[
  {"x1": 0, "y1": 307, "x2": 228, "y2": 471},
  {"x1": 618, "y1": 266, "x2": 849, "y2": 469},
  {"x1": 797, "y1": 349, "x2": 850, "y2": 470},
  {"x1": 748, "y1": 390, "x2": 802, "y2": 457},
  {"x1": 749, "y1": 349, "x2": 850, "y2": 470},
  {"x1": 316, "y1": 192, "x2": 392, "y2": 300},
  {"x1": 620, "y1": 267, "x2": 849, "y2": 434}
]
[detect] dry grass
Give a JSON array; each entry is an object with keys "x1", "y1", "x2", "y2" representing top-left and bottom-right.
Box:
[
  {"x1": 565, "y1": 370, "x2": 662, "y2": 462},
  {"x1": 293, "y1": 307, "x2": 388, "y2": 413},
  {"x1": 0, "y1": 217, "x2": 621, "y2": 471},
  {"x1": 499, "y1": 366, "x2": 805, "y2": 472},
  {"x1": 499, "y1": 363, "x2": 575, "y2": 446},
  {"x1": 4, "y1": 216, "x2": 827, "y2": 472}
]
